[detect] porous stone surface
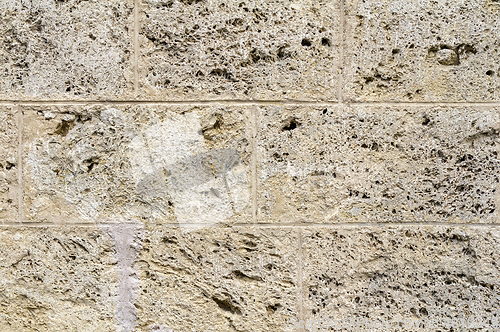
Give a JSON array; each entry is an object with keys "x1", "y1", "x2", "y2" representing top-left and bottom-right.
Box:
[
  {"x1": 257, "y1": 105, "x2": 500, "y2": 223},
  {"x1": 0, "y1": 0, "x2": 134, "y2": 101},
  {"x1": 344, "y1": 0, "x2": 500, "y2": 102},
  {"x1": 139, "y1": 0, "x2": 340, "y2": 100},
  {"x1": 0, "y1": 106, "x2": 19, "y2": 223},
  {"x1": 0, "y1": 226, "x2": 118, "y2": 331},
  {"x1": 2, "y1": 0, "x2": 500, "y2": 329},
  {"x1": 302, "y1": 226, "x2": 500, "y2": 331},
  {"x1": 22, "y1": 105, "x2": 251, "y2": 224},
  {"x1": 135, "y1": 226, "x2": 298, "y2": 332}
]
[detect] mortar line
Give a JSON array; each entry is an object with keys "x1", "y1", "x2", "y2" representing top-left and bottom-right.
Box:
[
  {"x1": 2, "y1": 221, "x2": 500, "y2": 228},
  {"x1": 1, "y1": 100, "x2": 500, "y2": 107},
  {"x1": 16, "y1": 106, "x2": 23, "y2": 223},
  {"x1": 297, "y1": 228, "x2": 305, "y2": 332},
  {"x1": 133, "y1": 0, "x2": 140, "y2": 96},
  {"x1": 338, "y1": 0, "x2": 345, "y2": 104},
  {"x1": 234, "y1": 222, "x2": 500, "y2": 228},
  {"x1": 251, "y1": 106, "x2": 258, "y2": 223},
  {"x1": 0, "y1": 100, "x2": 342, "y2": 106}
]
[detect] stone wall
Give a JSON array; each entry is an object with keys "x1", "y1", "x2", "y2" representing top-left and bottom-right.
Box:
[{"x1": 0, "y1": 0, "x2": 499, "y2": 331}]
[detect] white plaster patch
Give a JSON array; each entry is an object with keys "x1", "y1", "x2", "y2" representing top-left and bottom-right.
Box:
[
  {"x1": 109, "y1": 224, "x2": 144, "y2": 332},
  {"x1": 129, "y1": 112, "x2": 248, "y2": 229}
]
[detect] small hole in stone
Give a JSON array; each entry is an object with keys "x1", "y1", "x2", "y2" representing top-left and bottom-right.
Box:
[
  {"x1": 301, "y1": 38, "x2": 312, "y2": 47},
  {"x1": 321, "y1": 38, "x2": 331, "y2": 46},
  {"x1": 486, "y1": 70, "x2": 494, "y2": 76},
  {"x1": 5, "y1": 161, "x2": 15, "y2": 170},
  {"x1": 282, "y1": 118, "x2": 300, "y2": 131}
]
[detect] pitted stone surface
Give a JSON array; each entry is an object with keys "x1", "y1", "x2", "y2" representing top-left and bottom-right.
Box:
[
  {"x1": 22, "y1": 105, "x2": 251, "y2": 224},
  {"x1": 0, "y1": 227, "x2": 117, "y2": 331},
  {"x1": 139, "y1": 0, "x2": 340, "y2": 100},
  {"x1": 0, "y1": 0, "x2": 134, "y2": 100},
  {"x1": 344, "y1": 0, "x2": 500, "y2": 102},
  {"x1": 135, "y1": 226, "x2": 298, "y2": 332},
  {"x1": 257, "y1": 105, "x2": 500, "y2": 223},
  {"x1": 302, "y1": 226, "x2": 500, "y2": 331},
  {"x1": 2, "y1": 0, "x2": 500, "y2": 328},
  {"x1": 0, "y1": 106, "x2": 18, "y2": 223}
]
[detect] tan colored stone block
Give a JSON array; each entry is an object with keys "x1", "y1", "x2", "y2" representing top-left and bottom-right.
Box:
[
  {"x1": 0, "y1": 106, "x2": 19, "y2": 223},
  {"x1": 0, "y1": 226, "x2": 118, "y2": 331},
  {"x1": 135, "y1": 226, "x2": 299, "y2": 332},
  {"x1": 139, "y1": 0, "x2": 341, "y2": 101},
  {"x1": 257, "y1": 105, "x2": 500, "y2": 223},
  {"x1": 301, "y1": 226, "x2": 500, "y2": 331},
  {"x1": 22, "y1": 105, "x2": 251, "y2": 224},
  {"x1": 344, "y1": 0, "x2": 500, "y2": 102},
  {"x1": 0, "y1": 0, "x2": 134, "y2": 101}
]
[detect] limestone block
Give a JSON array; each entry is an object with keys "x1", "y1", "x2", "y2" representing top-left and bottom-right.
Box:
[
  {"x1": 0, "y1": 226, "x2": 118, "y2": 331},
  {"x1": 0, "y1": 106, "x2": 19, "y2": 223},
  {"x1": 139, "y1": 0, "x2": 341, "y2": 101},
  {"x1": 301, "y1": 226, "x2": 500, "y2": 331},
  {"x1": 0, "y1": 0, "x2": 134, "y2": 101},
  {"x1": 344, "y1": 0, "x2": 500, "y2": 102},
  {"x1": 135, "y1": 226, "x2": 298, "y2": 332},
  {"x1": 22, "y1": 105, "x2": 251, "y2": 224},
  {"x1": 257, "y1": 105, "x2": 500, "y2": 223}
]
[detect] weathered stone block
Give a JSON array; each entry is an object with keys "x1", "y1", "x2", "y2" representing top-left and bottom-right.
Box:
[
  {"x1": 301, "y1": 226, "x2": 500, "y2": 331},
  {"x1": 344, "y1": 0, "x2": 500, "y2": 102},
  {"x1": 22, "y1": 105, "x2": 251, "y2": 224},
  {"x1": 257, "y1": 105, "x2": 500, "y2": 223},
  {"x1": 0, "y1": 226, "x2": 118, "y2": 331},
  {"x1": 135, "y1": 226, "x2": 298, "y2": 332},
  {"x1": 0, "y1": 0, "x2": 134, "y2": 101},
  {"x1": 0, "y1": 106, "x2": 19, "y2": 223},
  {"x1": 139, "y1": 0, "x2": 340, "y2": 100}
]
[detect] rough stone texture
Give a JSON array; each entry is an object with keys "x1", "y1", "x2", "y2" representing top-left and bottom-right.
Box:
[
  {"x1": 0, "y1": 0, "x2": 134, "y2": 101},
  {"x1": 22, "y1": 105, "x2": 251, "y2": 224},
  {"x1": 0, "y1": 106, "x2": 19, "y2": 223},
  {"x1": 302, "y1": 226, "x2": 500, "y2": 331},
  {"x1": 139, "y1": 0, "x2": 340, "y2": 100},
  {"x1": 257, "y1": 105, "x2": 500, "y2": 223},
  {"x1": 135, "y1": 226, "x2": 298, "y2": 332},
  {"x1": 0, "y1": 227, "x2": 118, "y2": 331},
  {"x1": 1, "y1": 0, "x2": 500, "y2": 329},
  {"x1": 344, "y1": 0, "x2": 500, "y2": 102}
]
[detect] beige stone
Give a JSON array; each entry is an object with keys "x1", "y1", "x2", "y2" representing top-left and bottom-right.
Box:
[
  {"x1": 301, "y1": 226, "x2": 500, "y2": 331},
  {"x1": 139, "y1": 0, "x2": 341, "y2": 101},
  {"x1": 0, "y1": 226, "x2": 118, "y2": 331},
  {"x1": 344, "y1": 0, "x2": 500, "y2": 102},
  {"x1": 22, "y1": 105, "x2": 251, "y2": 224},
  {"x1": 257, "y1": 105, "x2": 500, "y2": 223},
  {"x1": 0, "y1": 0, "x2": 134, "y2": 101},
  {"x1": 135, "y1": 226, "x2": 298, "y2": 332},
  {"x1": 2, "y1": 0, "x2": 500, "y2": 328},
  {"x1": 0, "y1": 106, "x2": 19, "y2": 223}
]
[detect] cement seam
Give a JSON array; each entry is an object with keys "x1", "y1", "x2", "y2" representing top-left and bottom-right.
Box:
[
  {"x1": 1, "y1": 100, "x2": 500, "y2": 106},
  {"x1": 133, "y1": 0, "x2": 140, "y2": 96},
  {"x1": 2, "y1": 222, "x2": 500, "y2": 228},
  {"x1": 297, "y1": 228, "x2": 304, "y2": 332},
  {"x1": 16, "y1": 106, "x2": 23, "y2": 223},
  {"x1": 250, "y1": 106, "x2": 258, "y2": 223}
]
